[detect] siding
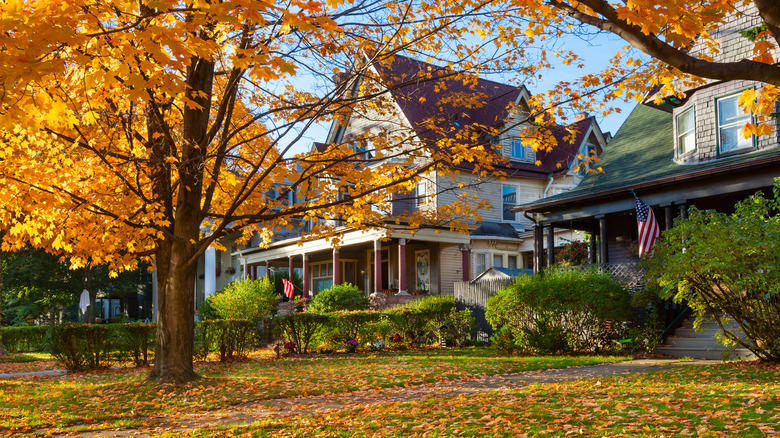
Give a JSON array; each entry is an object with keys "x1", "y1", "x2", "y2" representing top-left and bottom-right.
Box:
[{"x1": 438, "y1": 245, "x2": 463, "y2": 296}]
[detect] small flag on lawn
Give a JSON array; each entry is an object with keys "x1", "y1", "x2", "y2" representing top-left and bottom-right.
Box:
[
  {"x1": 282, "y1": 278, "x2": 295, "y2": 299},
  {"x1": 635, "y1": 196, "x2": 660, "y2": 257}
]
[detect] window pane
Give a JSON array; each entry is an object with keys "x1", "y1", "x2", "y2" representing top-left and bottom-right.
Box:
[
  {"x1": 328, "y1": 263, "x2": 333, "y2": 276},
  {"x1": 717, "y1": 94, "x2": 752, "y2": 153},
  {"x1": 676, "y1": 107, "x2": 696, "y2": 155},
  {"x1": 502, "y1": 186, "x2": 517, "y2": 221},
  {"x1": 475, "y1": 254, "x2": 486, "y2": 275},
  {"x1": 511, "y1": 139, "x2": 525, "y2": 159},
  {"x1": 508, "y1": 255, "x2": 517, "y2": 269},
  {"x1": 677, "y1": 107, "x2": 693, "y2": 133},
  {"x1": 720, "y1": 125, "x2": 752, "y2": 153},
  {"x1": 493, "y1": 254, "x2": 503, "y2": 268}
]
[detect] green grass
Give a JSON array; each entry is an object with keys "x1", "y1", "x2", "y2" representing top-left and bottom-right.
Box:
[
  {"x1": 0, "y1": 347, "x2": 625, "y2": 435},
  {"x1": 165, "y1": 362, "x2": 780, "y2": 437},
  {"x1": 0, "y1": 352, "x2": 53, "y2": 364}
]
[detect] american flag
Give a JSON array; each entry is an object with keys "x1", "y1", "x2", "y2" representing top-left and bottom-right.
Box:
[
  {"x1": 282, "y1": 278, "x2": 295, "y2": 300},
  {"x1": 635, "y1": 197, "x2": 660, "y2": 257}
]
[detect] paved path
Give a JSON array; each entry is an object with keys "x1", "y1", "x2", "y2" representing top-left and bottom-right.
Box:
[
  {"x1": 0, "y1": 369, "x2": 65, "y2": 379},
  {"x1": 39, "y1": 358, "x2": 714, "y2": 438}
]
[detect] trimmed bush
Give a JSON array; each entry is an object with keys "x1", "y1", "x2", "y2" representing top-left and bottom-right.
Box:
[
  {"x1": 323, "y1": 311, "x2": 383, "y2": 346},
  {"x1": 273, "y1": 313, "x2": 328, "y2": 354},
  {"x1": 434, "y1": 308, "x2": 476, "y2": 347},
  {"x1": 206, "y1": 278, "x2": 278, "y2": 323},
  {"x1": 384, "y1": 295, "x2": 458, "y2": 345},
  {"x1": 0, "y1": 326, "x2": 50, "y2": 353},
  {"x1": 486, "y1": 268, "x2": 631, "y2": 354},
  {"x1": 194, "y1": 319, "x2": 256, "y2": 362},
  {"x1": 307, "y1": 283, "x2": 369, "y2": 313},
  {"x1": 48, "y1": 324, "x2": 111, "y2": 371},
  {"x1": 112, "y1": 322, "x2": 155, "y2": 366}
]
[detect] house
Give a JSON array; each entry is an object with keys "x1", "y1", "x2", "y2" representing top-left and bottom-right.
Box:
[
  {"x1": 519, "y1": 6, "x2": 780, "y2": 276},
  {"x1": 227, "y1": 54, "x2": 609, "y2": 299}
]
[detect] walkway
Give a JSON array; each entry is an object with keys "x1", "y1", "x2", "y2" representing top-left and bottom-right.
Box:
[{"x1": 38, "y1": 358, "x2": 714, "y2": 437}]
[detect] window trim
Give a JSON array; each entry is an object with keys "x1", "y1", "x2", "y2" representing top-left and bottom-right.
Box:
[
  {"x1": 676, "y1": 105, "x2": 696, "y2": 157},
  {"x1": 415, "y1": 181, "x2": 427, "y2": 208},
  {"x1": 501, "y1": 184, "x2": 519, "y2": 222},
  {"x1": 715, "y1": 89, "x2": 756, "y2": 156}
]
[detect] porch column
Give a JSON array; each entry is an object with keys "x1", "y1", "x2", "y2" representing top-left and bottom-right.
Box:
[
  {"x1": 288, "y1": 256, "x2": 294, "y2": 282},
  {"x1": 374, "y1": 239, "x2": 382, "y2": 294},
  {"x1": 265, "y1": 261, "x2": 270, "y2": 279},
  {"x1": 664, "y1": 205, "x2": 674, "y2": 230},
  {"x1": 597, "y1": 215, "x2": 609, "y2": 264},
  {"x1": 241, "y1": 258, "x2": 247, "y2": 279},
  {"x1": 398, "y1": 238, "x2": 408, "y2": 295},
  {"x1": 303, "y1": 253, "x2": 310, "y2": 298},
  {"x1": 460, "y1": 245, "x2": 470, "y2": 281},
  {"x1": 204, "y1": 247, "x2": 216, "y2": 299},
  {"x1": 546, "y1": 224, "x2": 555, "y2": 268},
  {"x1": 333, "y1": 249, "x2": 340, "y2": 285},
  {"x1": 680, "y1": 204, "x2": 689, "y2": 220},
  {"x1": 588, "y1": 235, "x2": 597, "y2": 264},
  {"x1": 533, "y1": 224, "x2": 544, "y2": 274}
]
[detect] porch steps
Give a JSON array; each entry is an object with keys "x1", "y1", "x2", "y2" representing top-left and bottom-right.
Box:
[{"x1": 657, "y1": 319, "x2": 756, "y2": 361}]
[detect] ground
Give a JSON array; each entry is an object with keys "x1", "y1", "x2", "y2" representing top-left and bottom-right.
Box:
[{"x1": 1, "y1": 348, "x2": 778, "y2": 437}]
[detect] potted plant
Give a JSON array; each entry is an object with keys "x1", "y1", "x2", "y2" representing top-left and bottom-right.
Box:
[{"x1": 294, "y1": 296, "x2": 306, "y2": 312}]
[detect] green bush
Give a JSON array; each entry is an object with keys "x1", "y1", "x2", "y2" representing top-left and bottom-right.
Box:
[
  {"x1": 644, "y1": 182, "x2": 780, "y2": 361},
  {"x1": 322, "y1": 311, "x2": 383, "y2": 346},
  {"x1": 0, "y1": 326, "x2": 50, "y2": 353},
  {"x1": 383, "y1": 296, "x2": 458, "y2": 345},
  {"x1": 206, "y1": 278, "x2": 278, "y2": 323},
  {"x1": 486, "y1": 268, "x2": 631, "y2": 354},
  {"x1": 434, "y1": 308, "x2": 476, "y2": 347},
  {"x1": 48, "y1": 323, "x2": 112, "y2": 372},
  {"x1": 194, "y1": 319, "x2": 256, "y2": 362},
  {"x1": 308, "y1": 283, "x2": 369, "y2": 313},
  {"x1": 273, "y1": 313, "x2": 328, "y2": 354},
  {"x1": 112, "y1": 322, "x2": 155, "y2": 366}
]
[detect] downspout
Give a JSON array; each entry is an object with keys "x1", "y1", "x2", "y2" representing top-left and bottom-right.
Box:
[{"x1": 542, "y1": 172, "x2": 555, "y2": 198}]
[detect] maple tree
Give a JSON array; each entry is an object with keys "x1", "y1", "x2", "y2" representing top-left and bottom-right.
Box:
[{"x1": 0, "y1": 0, "x2": 548, "y2": 383}]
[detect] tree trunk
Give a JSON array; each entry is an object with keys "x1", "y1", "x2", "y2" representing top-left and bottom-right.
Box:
[{"x1": 149, "y1": 238, "x2": 198, "y2": 383}]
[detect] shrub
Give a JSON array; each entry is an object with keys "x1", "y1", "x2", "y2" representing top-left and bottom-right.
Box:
[
  {"x1": 194, "y1": 319, "x2": 256, "y2": 361},
  {"x1": 644, "y1": 183, "x2": 780, "y2": 361},
  {"x1": 48, "y1": 323, "x2": 111, "y2": 372},
  {"x1": 112, "y1": 322, "x2": 156, "y2": 366},
  {"x1": 322, "y1": 311, "x2": 383, "y2": 346},
  {"x1": 308, "y1": 283, "x2": 369, "y2": 313},
  {"x1": 0, "y1": 326, "x2": 50, "y2": 353},
  {"x1": 486, "y1": 268, "x2": 631, "y2": 354},
  {"x1": 434, "y1": 308, "x2": 476, "y2": 347},
  {"x1": 207, "y1": 278, "x2": 278, "y2": 323},
  {"x1": 273, "y1": 313, "x2": 328, "y2": 354},
  {"x1": 555, "y1": 240, "x2": 588, "y2": 266}
]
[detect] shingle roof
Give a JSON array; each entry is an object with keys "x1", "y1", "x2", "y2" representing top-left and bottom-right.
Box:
[
  {"x1": 366, "y1": 55, "x2": 594, "y2": 178},
  {"x1": 522, "y1": 103, "x2": 780, "y2": 211}
]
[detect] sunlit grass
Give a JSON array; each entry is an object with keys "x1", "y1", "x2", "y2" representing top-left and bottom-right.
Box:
[{"x1": 0, "y1": 347, "x2": 626, "y2": 435}]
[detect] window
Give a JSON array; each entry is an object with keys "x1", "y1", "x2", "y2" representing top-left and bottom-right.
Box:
[
  {"x1": 502, "y1": 185, "x2": 517, "y2": 221},
  {"x1": 508, "y1": 255, "x2": 518, "y2": 270},
  {"x1": 676, "y1": 106, "x2": 696, "y2": 155},
  {"x1": 493, "y1": 254, "x2": 503, "y2": 268},
  {"x1": 475, "y1": 253, "x2": 486, "y2": 276},
  {"x1": 416, "y1": 181, "x2": 427, "y2": 207},
  {"x1": 312, "y1": 262, "x2": 334, "y2": 294},
  {"x1": 717, "y1": 93, "x2": 753, "y2": 154},
  {"x1": 511, "y1": 139, "x2": 525, "y2": 160}
]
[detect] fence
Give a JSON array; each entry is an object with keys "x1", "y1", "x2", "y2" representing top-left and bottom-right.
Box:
[{"x1": 454, "y1": 278, "x2": 514, "y2": 341}]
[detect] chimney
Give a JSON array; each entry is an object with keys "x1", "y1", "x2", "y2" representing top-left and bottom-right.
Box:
[{"x1": 575, "y1": 111, "x2": 589, "y2": 122}]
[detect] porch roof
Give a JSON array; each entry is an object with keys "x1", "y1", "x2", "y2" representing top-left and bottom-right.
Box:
[{"x1": 518, "y1": 103, "x2": 780, "y2": 220}]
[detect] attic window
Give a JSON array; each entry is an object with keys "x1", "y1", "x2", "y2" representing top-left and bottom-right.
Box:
[
  {"x1": 511, "y1": 139, "x2": 525, "y2": 160},
  {"x1": 717, "y1": 93, "x2": 754, "y2": 155},
  {"x1": 676, "y1": 106, "x2": 695, "y2": 156}
]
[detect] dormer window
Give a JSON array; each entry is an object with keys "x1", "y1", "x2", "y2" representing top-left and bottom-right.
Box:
[
  {"x1": 717, "y1": 92, "x2": 754, "y2": 155},
  {"x1": 511, "y1": 138, "x2": 525, "y2": 160},
  {"x1": 676, "y1": 106, "x2": 696, "y2": 156}
]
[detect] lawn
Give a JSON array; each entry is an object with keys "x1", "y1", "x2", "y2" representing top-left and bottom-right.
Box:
[
  {"x1": 170, "y1": 362, "x2": 780, "y2": 437},
  {"x1": 0, "y1": 347, "x2": 625, "y2": 436}
]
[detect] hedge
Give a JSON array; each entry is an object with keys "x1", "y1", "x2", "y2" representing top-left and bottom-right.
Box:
[
  {"x1": 194, "y1": 319, "x2": 256, "y2": 362},
  {"x1": 0, "y1": 326, "x2": 50, "y2": 353}
]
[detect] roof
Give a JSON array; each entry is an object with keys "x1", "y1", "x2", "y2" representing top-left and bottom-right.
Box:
[
  {"x1": 470, "y1": 222, "x2": 521, "y2": 239},
  {"x1": 522, "y1": 103, "x2": 780, "y2": 212},
  {"x1": 323, "y1": 54, "x2": 598, "y2": 178}
]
